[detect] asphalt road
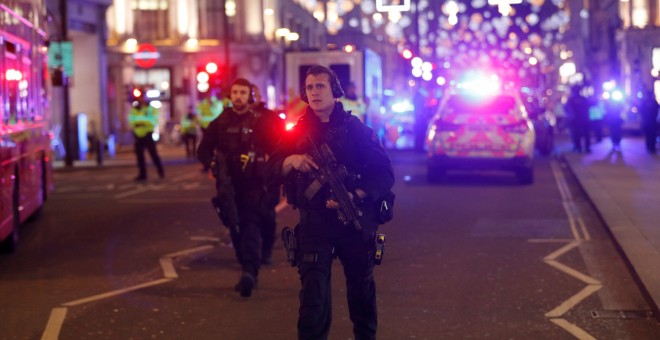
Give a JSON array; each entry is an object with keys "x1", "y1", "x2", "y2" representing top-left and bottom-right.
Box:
[{"x1": 1, "y1": 151, "x2": 659, "y2": 339}]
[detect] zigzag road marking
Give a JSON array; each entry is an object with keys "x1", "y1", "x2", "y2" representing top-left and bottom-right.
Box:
[
  {"x1": 41, "y1": 240, "x2": 217, "y2": 339},
  {"x1": 549, "y1": 319, "x2": 597, "y2": 340},
  {"x1": 540, "y1": 160, "x2": 600, "y2": 339},
  {"x1": 545, "y1": 284, "x2": 603, "y2": 318}
]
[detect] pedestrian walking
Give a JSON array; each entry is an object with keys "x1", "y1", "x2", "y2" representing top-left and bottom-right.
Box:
[
  {"x1": 589, "y1": 95, "x2": 605, "y2": 143},
  {"x1": 265, "y1": 65, "x2": 395, "y2": 340},
  {"x1": 640, "y1": 89, "x2": 660, "y2": 153},
  {"x1": 604, "y1": 97, "x2": 624, "y2": 151},
  {"x1": 129, "y1": 99, "x2": 164, "y2": 181},
  {"x1": 565, "y1": 85, "x2": 591, "y2": 153},
  {"x1": 197, "y1": 78, "x2": 284, "y2": 297}
]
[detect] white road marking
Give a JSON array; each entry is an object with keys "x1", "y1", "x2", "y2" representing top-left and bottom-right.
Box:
[
  {"x1": 182, "y1": 182, "x2": 200, "y2": 190},
  {"x1": 113, "y1": 186, "x2": 150, "y2": 199},
  {"x1": 43, "y1": 242, "x2": 218, "y2": 339},
  {"x1": 542, "y1": 160, "x2": 600, "y2": 339},
  {"x1": 544, "y1": 240, "x2": 580, "y2": 261},
  {"x1": 160, "y1": 257, "x2": 178, "y2": 278},
  {"x1": 549, "y1": 318, "x2": 597, "y2": 340},
  {"x1": 61, "y1": 278, "x2": 173, "y2": 307},
  {"x1": 551, "y1": 161, "x2": 573, "y2": 201},
  {"x1": 577, "y1": 216, "x2": 591, "y2": 241},
  {"x1": 41, "y1": 307, "x2": 67, "y2": 340},
  {"x1": 163, "y1": 244, "x2": 215, "y2": 258},
  {"x1": 169, "y1": 171, "x2": 201, "y2": 182},
  {"x1": 190, "y1": 236, "x2": 221, "y2": 242},
  {"x1": 545, "y1": 260, "x2": 602, "y2": 285},
  {"x1": 528, "y1": 239, "x2": 574, "y2": 243},
  {"x1": 545, "y1": 284, "x2": 602, "y2": 318}
]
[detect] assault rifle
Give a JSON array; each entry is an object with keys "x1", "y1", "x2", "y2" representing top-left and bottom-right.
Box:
[
  {"x1": 210, "y1": 151, "x2": 240, "y2": 233},
  {"x1": 305, "y1": 136, "x2": 362, "y2": 230}
]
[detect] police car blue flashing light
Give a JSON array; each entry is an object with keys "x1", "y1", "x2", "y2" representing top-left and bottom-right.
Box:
[
  {"x1": 602, "y1": 89, "x2": 625, "y2": 102},
  {"x1": 611, "y1": 90, "x2": 624, "y2": 101},
  {"x1": 455, "y1": 73, "x2": 502, "y2": 98},
  {"x1": 391, "y1": 101, "x2": 414, "y2": 113}
]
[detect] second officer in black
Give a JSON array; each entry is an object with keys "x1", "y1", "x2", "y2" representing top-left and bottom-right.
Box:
[
  {"x1": 266, "y1": 65, "x2": 394, "y2": 339},
  {"x1": 197, "y1": 78, "x2": 284, "y2": 297}
]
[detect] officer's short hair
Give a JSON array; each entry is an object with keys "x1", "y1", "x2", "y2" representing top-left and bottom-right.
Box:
[
  {"x1": 231, "y1": 78, "x2": 255, "y2": 103},
  {"x1": 301, "y1": 65, "x2": 344, "y2": 103}
]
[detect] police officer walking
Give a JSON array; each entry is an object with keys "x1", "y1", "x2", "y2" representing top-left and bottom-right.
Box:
[
  {"x1": 265, "y1": 65, "x2": 394, "y2": 340},
  {"x1": 180, "y1": 108, "x2": 200, "y2": 159},
  {"x1": 197, "y1": 78, "x2": 284, "y2": 298},
  {"x1": 129, "y1": 99, "x2": 165, "y2": 181}
]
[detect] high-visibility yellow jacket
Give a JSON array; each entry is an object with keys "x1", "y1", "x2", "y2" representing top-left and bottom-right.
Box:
[
  {"x1": 197, "y1": 97, "x2": 224, "y2": 129},
  {"x1": 129, "y1": 105, "x2": 159, "y2": 138},
  {"x1": 340, "y1": 97, "x2": 367, "y2": 123},
  {"x1": 180, "y1": 114, "x2": 199, "y2": 135}
]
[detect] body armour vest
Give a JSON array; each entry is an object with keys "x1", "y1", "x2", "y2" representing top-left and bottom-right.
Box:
[{"x1": 217, "y1": 109, "x2": 267, "y2": 181}]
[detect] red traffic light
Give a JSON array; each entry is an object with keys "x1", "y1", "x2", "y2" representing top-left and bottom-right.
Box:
[
  {"x1": 205, "y1": 62, "x2": 218, "y2": 74},
  {"x1": 132, "y1": 87, "x2": 142, "y2": 98}
]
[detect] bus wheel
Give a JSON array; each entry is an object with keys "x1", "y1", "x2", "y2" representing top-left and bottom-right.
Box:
[{"x1": 0, "y1": 176, "x2": 20, "y2": 253}]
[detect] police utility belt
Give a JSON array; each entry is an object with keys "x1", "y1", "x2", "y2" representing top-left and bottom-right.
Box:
[{"x1": 281, "y1": 226, "x2": 386, "y2": 267}]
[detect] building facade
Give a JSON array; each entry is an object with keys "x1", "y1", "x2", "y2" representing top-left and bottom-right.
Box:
[
  {"x1": 104, "y1": 0, "x2": 326, "y2": 146},
  {"x1": 616, "y1": 0, "x2": 660, "y2": 98}
]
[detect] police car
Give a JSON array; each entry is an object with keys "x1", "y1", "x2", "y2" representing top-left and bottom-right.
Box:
[{"x1": 425, "y1": 74, "x2": 535, "y2": 184}]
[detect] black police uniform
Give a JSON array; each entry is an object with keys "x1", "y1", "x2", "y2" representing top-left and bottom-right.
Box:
[
  {"x1": 197, "y1": 105, "x2": 283, "y2": 291},
  {"x1": 266, "y1": 102, "x2": 394, "y2": 340}
]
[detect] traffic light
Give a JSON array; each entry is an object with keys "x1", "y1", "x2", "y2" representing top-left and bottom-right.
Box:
[
  {"x1": 128, "y1": 85, "x2": 144, "y2": 104},
  {"x1": 196, "y1": 62, "x2": 223, "y2": 95}
]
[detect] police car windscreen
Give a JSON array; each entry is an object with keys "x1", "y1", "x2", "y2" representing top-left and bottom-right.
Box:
[{"x1": 447, "y1": 95, "x2": 515, "y2": 115}]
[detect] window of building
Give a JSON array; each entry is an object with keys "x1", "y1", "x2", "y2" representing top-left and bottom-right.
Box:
[
  {"x1": 620, "y1": 0, "x2": 631, "y2": 28},
  {"x1": 632, "y1": 0, "x2": 650, "y2": 28},
  {"x1": 198, "y1": 1, "x2": 226, "y2": 39},
  {"x1": 132, "y1": 0, "x2": 169, "y2": 41}
]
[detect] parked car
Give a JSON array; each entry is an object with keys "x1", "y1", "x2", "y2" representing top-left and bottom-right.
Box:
[{"x1": 426, "y1": 87, "x2": 536, "y2": 184}]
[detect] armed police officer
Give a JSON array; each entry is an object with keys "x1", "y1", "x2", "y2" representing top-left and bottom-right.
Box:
[
  {"x1": 265, "y1": 65, "x2": 394, "y2": 340},
  {"x1": 197, "y1": 78, "x2": 284, "y2": 297}
]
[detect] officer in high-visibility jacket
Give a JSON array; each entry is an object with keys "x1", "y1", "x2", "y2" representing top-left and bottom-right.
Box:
[
  {"x1": 180, "y1": 109, "x2": 200, "y2": 159},
  {"x1": 197, "y1": 95, "x2": 224, "y2": 131},
  {"x1": 198, "y1": 95, "x2": 224, "y2": 172},
  {"x1": 129, "y1": 100, "x2": 165, "y2": 181},
  {"x1": 339, "y1": 82, "x2": 368, "y2": 124}
]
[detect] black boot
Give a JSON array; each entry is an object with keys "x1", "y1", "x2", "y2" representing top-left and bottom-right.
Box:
[{"x1": 236, "y1": 272, "x2": 256, "y2": 298}]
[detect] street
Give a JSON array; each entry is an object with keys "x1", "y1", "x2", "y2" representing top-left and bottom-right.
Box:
[{"x1": 1, "y1": 151, "x2": 659, "y2": 339}]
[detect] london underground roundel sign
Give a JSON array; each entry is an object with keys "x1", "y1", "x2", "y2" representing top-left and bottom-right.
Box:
[{"x1": 134, "y1": 43, "x2": 160, "y2": 68}]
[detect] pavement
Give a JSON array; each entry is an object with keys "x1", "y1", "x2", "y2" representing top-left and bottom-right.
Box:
[
  {"x1": 559, "y1": 135, "x2": 660, "y2": 321},
  {"x1": 54, "y1": 135, "x2": 660, "y2": 320},
  {"x1": 53, "y1": 144, "x2": 193, "y2": 169}
]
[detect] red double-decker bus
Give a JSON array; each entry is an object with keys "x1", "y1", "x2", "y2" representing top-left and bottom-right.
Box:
[{"x1": 0, "y1": 1, "x2": 53, "y2": 253}]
